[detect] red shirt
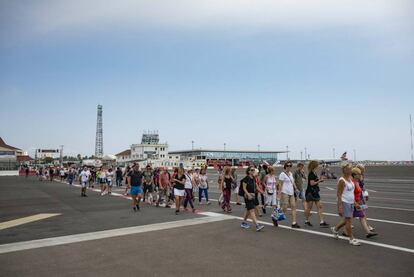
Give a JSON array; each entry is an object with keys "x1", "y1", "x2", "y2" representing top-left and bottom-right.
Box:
[{"x1": 352, "y1": 179, "x2": 362, "y2": 202}]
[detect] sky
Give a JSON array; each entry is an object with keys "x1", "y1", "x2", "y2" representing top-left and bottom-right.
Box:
[{"x1": 0, "y1": 0, "x2": 413, "y2": 161}]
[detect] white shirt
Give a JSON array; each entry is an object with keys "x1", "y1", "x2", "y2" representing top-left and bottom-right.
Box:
[
  {"x1": 199, "y1": 175, "x2": 208, "y2": 189},
  {"x1": 106, "y1": 171, "x2": 114, "y2": 181},
  {"x1": 340, "y1": 177, "x2": 355, "y2": 204},
  {"x1": 79, "y1": 170, "x2": 90, "y2": 183},
  {"x1": 184, "y1": 173, "x2": 193, "y2": 189},
  {"x1": 279, "y1": 171, "x2": 295, "y2": 196}
]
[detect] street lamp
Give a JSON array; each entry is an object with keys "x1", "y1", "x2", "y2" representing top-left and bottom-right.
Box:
[
  {"x1": 286, "y1": 145, "x2": 289, "y2": 160},
  {"x1": 333, "y1": 148, "x2": 335, "y2": 159},
  {"x1": 191, "y1": 140, "x2": 194, "y2": 151}
]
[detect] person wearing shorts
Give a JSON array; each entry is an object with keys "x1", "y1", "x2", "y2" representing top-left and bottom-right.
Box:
[
  {"x1": 105, "y1": 168, "x2": 114, "y2": 195},
  {"x1": 240, "y1": 167, "x2": 264, "y2": 232},
  {"x1": 158, "y1": 168, "x2": 171, "y2": 208},
  {"x1": 331, "y1": 163, "x2": 361, "y2": 246},
  {"x1": 279, "y1": 161, "x2": 300, "y2": 228},
  {"x1": 127, "y1": 164, "x2": 144, "y2": 212},
  {"x1": 172, "y1": 167, "x2": 186, "y2": 215},
  {"x1": 293, "y1": 163, "x2": 307, "y2": 211},
  {"x1": 304, "y1": 161, "x2": 329, "y2": 228},
  {"x1": 79, "y1": 167, "x2": 90, "y2": 197}
]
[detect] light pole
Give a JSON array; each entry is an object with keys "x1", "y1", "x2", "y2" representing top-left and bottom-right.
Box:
[
  {"x1": 258, "y1": 144, "x2": 261, "y2": 162},
  {"x1": 191, "y1": 140, "x2": 194, "y2": 151},
  {"x1": 333, "y1": 148, "x2": 335, "y2": 159},
  {"x1": 410, "y1": 114, "x2": 413, "y2": 162},
  {"x1": 286, "y1": 145, "x2": 289, "y2": 160},
  {"x1": 224, "y1": 143, "x2": 226, "y2": 151},
  {"x1": 300, "y1": 151, "x2": 303, "y2": 160},
  {"x1": 304, "y1": 147, "x2": 307, "y2": 161}
]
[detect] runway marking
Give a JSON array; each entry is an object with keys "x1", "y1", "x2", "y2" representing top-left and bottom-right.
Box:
[
  {"x1": 0, "y1": 215, "x2": 232, "y2": 254},
  {"x1": 320, "y1": 194, "x2": 414, "y2": 202},
  {"x1": 0, "y1": 214, "x2": 61, "y2": 231},
  {"x1": 325, "y1": 187, "x2": 335, "y2": 191},
  {"x1": 366, "y1": 189, "x2": 377, "y2": 193},
  {"x1": 230, "y1": 214, "x2": 414, "y2": 254},
  {"x1": 320, "y1": 201, "x2": 414, "y2": 212},
  {"x1": 55, "y1": 180, "x2": 414, "y2": 222}
]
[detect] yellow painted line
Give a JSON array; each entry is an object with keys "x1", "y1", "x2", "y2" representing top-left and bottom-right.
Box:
[{"x1": 0, "y1": 213, "x2": 61, "y2": 231}]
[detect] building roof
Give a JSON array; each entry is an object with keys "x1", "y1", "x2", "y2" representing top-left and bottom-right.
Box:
[
  {"x1": 0, "y1": 137, "x2": 22, "y2": 151},
  {"x1": 169, "y1": 149, "x2": 287, "y2": 154},
  {"x1": 17, "y1": 155, "x2": 33, "y2": 162},
  {"x1": 115, "y1": 149, "x2": 131, "y2": 156}
]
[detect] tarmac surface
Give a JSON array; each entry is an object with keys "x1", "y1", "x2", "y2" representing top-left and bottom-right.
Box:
[{"x1": 0, "y1": 165, "x2": 413, "y2": 276}]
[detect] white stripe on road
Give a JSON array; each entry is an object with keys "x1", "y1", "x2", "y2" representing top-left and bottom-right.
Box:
[
  {"x1": 366, "y1": 189, "x2": 378, "y2": 193},
  {"x1": 201, "y1": 197, "x2": 414, "y2": 227},
  {"x1": 56, "y1": 180, "x2": 414, "y2": 224},
  {"x1": 325, "y1": 187, "x2": 335, "y2": 191},
  {"x1": 0, "y1": 215, "x2": 232, "y2": 254},
  {"x1": 231, "y1": 214, "x2": 414, "y2": 254},
  {"x1": 321, "y1": 201, "x2": 414, "y2": 212}
]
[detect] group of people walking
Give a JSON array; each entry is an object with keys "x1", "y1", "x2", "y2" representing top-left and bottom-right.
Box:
[{"x1": 40, "y1": 159, "x2": 378, "y2": 246}]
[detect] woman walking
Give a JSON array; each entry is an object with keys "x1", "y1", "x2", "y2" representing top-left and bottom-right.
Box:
[
  {"x1": 172, "y1": 167, "x2": 186, "y2": 215},
  {"x1": 263, "y1": 166, "x2": 278, "y2": 210},
  {"x1": 198, "y1": 168, "x2": 210, "y2": 205},
  {"x1": 331, "y1": 163, "x2": 361, "y2": 246},
  {"x1": 220, "y1": 166, "x2": 233, "y2": 213},
  {"x1": 183, "y1": 168, "x2": 196, "y2": 212},
  {"x1": 279, "y1": 161, "x2": 300, "y2": 228},
  {"x1": 304, "y1": 160, "x2": 329, "y2": 227}
]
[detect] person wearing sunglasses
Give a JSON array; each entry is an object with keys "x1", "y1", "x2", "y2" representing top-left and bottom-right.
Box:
[{"x1": 278, "y1": 161, "x2": 300, "y2": 228}]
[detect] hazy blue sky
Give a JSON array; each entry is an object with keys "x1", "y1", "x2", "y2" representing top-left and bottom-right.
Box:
[{"x1": 1, "y1": 1, "x2": 413, "y2": 161}]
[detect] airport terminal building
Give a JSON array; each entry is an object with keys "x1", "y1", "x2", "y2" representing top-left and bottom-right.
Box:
[{"x1": 169, "y1": 149, "x2": 285, "y2": 167}]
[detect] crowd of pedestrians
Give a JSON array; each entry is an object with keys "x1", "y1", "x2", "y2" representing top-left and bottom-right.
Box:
[{"x1": 32, "y1": 160, "x2": 378, "y2": 245}]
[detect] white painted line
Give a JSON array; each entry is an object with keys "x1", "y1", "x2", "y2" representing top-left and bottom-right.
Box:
[
  {"x1": 229, "y1": 214, "x2": 414, "y2": 254},
  {"x1": 366, "y1": 189, "x2": 377, "y2": 193},
  {"x1": 296, "y1": 209, "x2": 414, "y2": 227},
  {"x1": 202, "y1": 198, "x2": 414, "y2": 227},
  {"x1": 325, "y1": 187, "x2": 335, "y2": 191},
  {"x1": 0, "y1": 215, "x2": 232, "y2": 254},
  {"x1": 321, "y1": 201, "x2": 414, "y2": 212},
  {"x1": 0, "y1": 214, "x2": 61, "y2": 231}
]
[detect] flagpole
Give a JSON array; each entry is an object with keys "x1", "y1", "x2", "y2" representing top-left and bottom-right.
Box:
[{"x1": 410, "y1": 114, "x2": 413, "y2": 163}]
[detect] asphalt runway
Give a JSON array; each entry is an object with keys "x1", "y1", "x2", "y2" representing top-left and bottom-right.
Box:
[{"x1": 0, "y1": 165, "x2": 413, "y2": 277}]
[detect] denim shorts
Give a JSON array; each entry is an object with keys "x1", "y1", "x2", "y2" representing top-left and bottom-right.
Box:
[
  {"x1": 342, "y1": 202, "x2": 354, "y2": 218},
  {"x1": 130, "y1": 186, "x2": 142, "y2": 196}
]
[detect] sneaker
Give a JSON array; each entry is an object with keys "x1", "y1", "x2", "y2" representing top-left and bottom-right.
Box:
[
  {"x1": 366, "y1": 232, "x2": 378, "y2": 238},
  {"x1": 291, "y1": 223, "x2": 301, "y2": 228},
  {"x1": 133, "y1": 206, "x2": 137, "y2": 212},
  {"x1": 165, "y1": 205, "x2": 171, "y2": 208},
  {"x1": 206, "y1": 202, "x2": 211, "y2": 205},
  {"x1": 240, "y1": 222, "x2": 251, "y2": 229},
  {"x1": 349, "y1": 239, "x2": 361, "y2": 246},
  {"x1": 320, "y1": 222, "x2": 329, "y2": 228},
  {"x1": 256, "y1": 224, "x2": 265, "y2": 232},
  {"x1": 331, "y1": 227, "x2": 339, "y2": 239},
  {"x1": 175, "y1": 210, "x2": 179, "y2": 215},
  {"x1": 369, "y1": 226, "x2": 375, "y2": 231},
  {"x1": 262, "y1": 208, "x2": 267, "y2": 214},
  {"x1": 304, "y1": 221, "x2": 313, "y2": 227}
]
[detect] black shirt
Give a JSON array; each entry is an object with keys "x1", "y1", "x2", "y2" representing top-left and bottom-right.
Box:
[
  {"x1": 224, "y1": 176, "x2": 233, "y2": 190},
  {"x1": 116, "y1": 169, "x2": 123, "y2": 179},
  {"x1": 174, "y1": 174, "x2": 185, "y2": 190},
  {"x1": 128, "y1": 170, "x2": 143, "y2": 187},
  {"x1": 307, "y1": 172, "x2": 319, "y2": 192},
  {"x1": 241, "y1": 176, "x2": 255, "y2": 194}
]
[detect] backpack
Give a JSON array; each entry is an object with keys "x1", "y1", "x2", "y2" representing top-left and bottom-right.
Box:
[{"x1": 238, "y1": 177, "x2": 246, "y2": 197}]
